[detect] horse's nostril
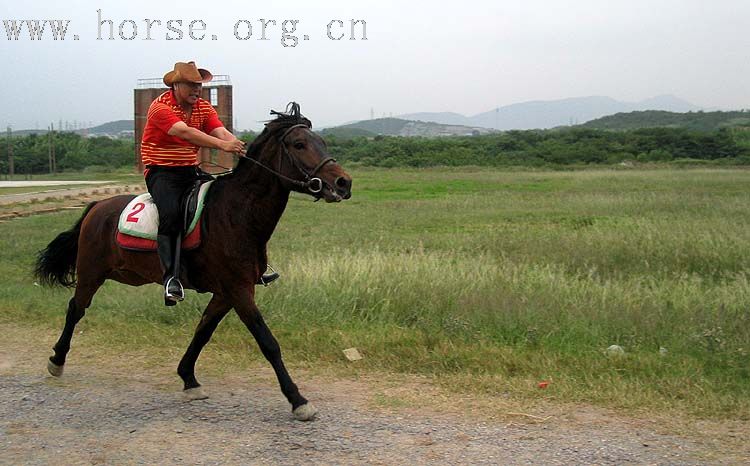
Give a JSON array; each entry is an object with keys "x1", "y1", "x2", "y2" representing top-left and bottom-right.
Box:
[{"x1": 335, "y1": 177, "x2": 350, "y2": 189}]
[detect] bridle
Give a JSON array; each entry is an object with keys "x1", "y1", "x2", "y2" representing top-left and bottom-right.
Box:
[{"x1": 240, "y1": 124, "x2": 336, "y2": 196}]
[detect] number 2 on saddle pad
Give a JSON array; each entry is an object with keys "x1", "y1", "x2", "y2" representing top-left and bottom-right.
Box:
[{"x1": 126, "y1": 202, "x2": 146, "y2": 223}]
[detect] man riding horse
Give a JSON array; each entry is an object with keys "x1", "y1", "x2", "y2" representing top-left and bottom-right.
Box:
[
  {"x1": 37, "y1": 95, "x2": 352, "y2": 420},
  {"x1": 142, "y1": 61, "x2": 277, "y2": 304}
]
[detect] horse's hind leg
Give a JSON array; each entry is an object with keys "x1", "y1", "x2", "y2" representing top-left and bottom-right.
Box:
[
  {"x1": 48, "y1": 279, "x2": 103, "y2": 377},
  {"x1": 177, "y1": 294, "x2": 232, "y2": 400}
]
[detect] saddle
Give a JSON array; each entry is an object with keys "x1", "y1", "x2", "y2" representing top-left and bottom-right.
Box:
[{"x1": 116, "y1": 180, "x2": 214, "y2": 251}]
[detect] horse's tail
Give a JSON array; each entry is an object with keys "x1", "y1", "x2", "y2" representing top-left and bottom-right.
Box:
[{"x1": 34, "y1": 201, "x2": 98, "y2": 288}]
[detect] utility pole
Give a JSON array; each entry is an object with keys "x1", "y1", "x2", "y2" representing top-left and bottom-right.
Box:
[
  {"x1": 6, "y1": 126, "x2": 13, "y2": 178},
  {"x1": 51, "y1": 122, "x2": 56, "y2": 173},
  {"x1": 48, "y1": 125, "x2": 53, "y2": 174},
  {"x1": 48, "y1": 123, "x2": 57, "y2": 174}
]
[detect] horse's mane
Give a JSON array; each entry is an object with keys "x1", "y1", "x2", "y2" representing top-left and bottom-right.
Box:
[
  {"x1": 214, "y1": 102, "x2": 312, "y2": 184},
  {"x1": 245, "y1": 102, "x2": 312, "y2": 159}
]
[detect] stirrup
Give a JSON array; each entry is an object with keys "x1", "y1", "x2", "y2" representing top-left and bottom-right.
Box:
[
  {"x1": 257, "y1": 265, "x2": 280, "y2": 287},
  {"x1": 164, "y1": 276, "x2": 185, "y2": 305}
]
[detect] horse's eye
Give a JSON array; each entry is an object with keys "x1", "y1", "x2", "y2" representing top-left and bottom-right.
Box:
[{"x1": 294, "y1": 142, "x2": 305, "y2": 150}]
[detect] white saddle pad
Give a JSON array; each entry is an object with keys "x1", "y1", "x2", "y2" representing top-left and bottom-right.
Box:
[{"x1": 117, "y1": 181, "x2": 213, "y2": 240}]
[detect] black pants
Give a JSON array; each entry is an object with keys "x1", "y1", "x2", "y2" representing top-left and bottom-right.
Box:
[{"x1": 145, "y1": 165, "x2": 199, "y2": 236}]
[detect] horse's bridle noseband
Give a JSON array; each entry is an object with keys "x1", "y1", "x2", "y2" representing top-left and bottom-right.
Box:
[{"x1": 240, "y1": 124, "x2": 336, "y2": 196}]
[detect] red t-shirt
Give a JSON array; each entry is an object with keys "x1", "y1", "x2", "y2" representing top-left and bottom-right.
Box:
[{"x1": 140, "y1": 90, "x2": 224, "y2": 174}]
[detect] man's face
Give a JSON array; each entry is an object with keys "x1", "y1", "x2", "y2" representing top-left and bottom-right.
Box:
[{"x1": 174, "y1": 82, "x2": 202, "y2": 106}]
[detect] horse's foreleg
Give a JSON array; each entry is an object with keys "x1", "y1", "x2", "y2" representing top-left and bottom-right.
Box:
[
  {"x1": 177, "y1": 294, "x2": 231, "y2": 400},
  {"x1": 48, "y1": 280, "x2": 102, "y2": 376},
  {"x1": 234, "y1": 299, "x2": 317, "y2": 421}
]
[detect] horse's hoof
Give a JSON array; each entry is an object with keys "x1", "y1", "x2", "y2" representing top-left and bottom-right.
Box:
[
  {"x1": 183, "y1": 386, "x2": 209, "y2": 401},
  {"x1": 47, "y1": 360, "x2": 64, "y2": 377},
  {"x1": 293, "y1": 403, "x2": 318, "y2": 421}
]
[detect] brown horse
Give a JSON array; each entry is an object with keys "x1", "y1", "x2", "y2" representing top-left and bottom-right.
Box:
[{"x1": 34, "y1": 103, "x2": 352, "y2": 421}]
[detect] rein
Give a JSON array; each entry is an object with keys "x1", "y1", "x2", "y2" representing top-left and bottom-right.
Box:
[{"x1": 240, "y1": 124, "x2": 336, "y2": 195}]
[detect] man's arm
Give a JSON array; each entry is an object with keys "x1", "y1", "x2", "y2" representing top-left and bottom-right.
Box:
[
  {"x1": 210, "y1": 126, "x2": 238, "y2": 142},
  {"x1": 168, "y1": 122, "x2": 245, "y2": 153}
]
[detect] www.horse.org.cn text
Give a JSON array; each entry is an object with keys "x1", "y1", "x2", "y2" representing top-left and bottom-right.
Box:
[{"x1": 1, "y1": 9, "x2": 368, "y2": 47}]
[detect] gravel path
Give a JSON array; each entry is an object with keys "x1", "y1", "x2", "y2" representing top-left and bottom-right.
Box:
[
  {"x1": 0, "y1": 331, "x2": 745, "y2": 465},
  {"x1": 0, "y1": 184, "x2": 144, "y2": 206},
  {"x1": 0, "y1": 374, "x2": 708, "y2": 465},
  {"x1": 0, "y1": 181, "x2": 113, "y2": 188}
]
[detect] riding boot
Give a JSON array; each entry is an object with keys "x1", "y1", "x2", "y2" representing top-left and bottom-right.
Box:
[{"x1": 157, "y1": 234, "x2": 184, "y2": 305}]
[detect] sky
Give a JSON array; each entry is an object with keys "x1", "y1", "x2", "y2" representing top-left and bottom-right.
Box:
[{"x1": 2, "y1": 0, "x2": 750, "y2": 131}]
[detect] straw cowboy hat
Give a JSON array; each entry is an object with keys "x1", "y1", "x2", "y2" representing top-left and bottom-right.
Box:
[{"x1": 163, "y1": 61, "x2": 213, "y2": 87}]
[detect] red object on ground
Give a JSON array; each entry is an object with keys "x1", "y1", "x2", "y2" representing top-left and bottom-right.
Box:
[{"x1": 538, "y1": 381, "x2": 549, "y2": 389}]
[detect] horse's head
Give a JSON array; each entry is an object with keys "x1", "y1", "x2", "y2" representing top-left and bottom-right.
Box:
[
  {"x1": 244, "y1": 103, "x2": 352, "y2": 203},
  {"x1": 277, "y1": 122, "x2": 352, "y2": 203}
]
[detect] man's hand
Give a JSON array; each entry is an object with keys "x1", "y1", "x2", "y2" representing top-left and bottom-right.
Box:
[
  {"x1": 221, "y1": 139, "x2": 246, "y2": 154},
  {"x1": 211, "y1": 127, "x2": 246, "y2": 154}
]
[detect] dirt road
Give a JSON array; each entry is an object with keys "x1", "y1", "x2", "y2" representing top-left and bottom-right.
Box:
[
  {"x1": 0, "y1": 326, "x2": 746, "y2": 465},
  {"x1": 0, "y1": 184, "x2": 144, "y2": 207}
]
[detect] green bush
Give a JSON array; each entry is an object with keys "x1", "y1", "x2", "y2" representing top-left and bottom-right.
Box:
[
  {"x1": 326, "y1": 127, "x2": 748, "y2": 168},
  {"x1": 2, "y1": 124, "x2": 749, "y2": 174}
]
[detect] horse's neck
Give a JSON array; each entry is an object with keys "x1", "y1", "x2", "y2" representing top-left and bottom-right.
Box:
[{"x1": 214, "y1": 159, "x2": 290, "y2": 246}]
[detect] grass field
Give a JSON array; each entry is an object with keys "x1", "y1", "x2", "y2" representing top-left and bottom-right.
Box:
[{"x1": 1, "y1": 167, "x2": 748, "y2": 419}]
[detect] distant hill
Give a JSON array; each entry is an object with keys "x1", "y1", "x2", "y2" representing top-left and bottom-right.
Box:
[
  {"x1": 319, "y1": 118, "x2": 496, "y2": 138},
  {"x1": 8, "y1": 128, "x2": 51, "y2": 137},
  {"x1": 579, "y1": 110, "x2": 750, "y2": 132},
  {"x1": 395, "y1": 112, "x2": 473, "y2": 126},
  {"x1": 319, "y1": 127, "x2": 378, "y2": 139},
  {"x1": 10, "y1": 120, "x2": 134, "y2": 137},
  {"x1": 398, "y1": 95, "x2": 703, "y2": 130},
  {"x1": 87, "y1": 120, "x2": 133, "y2": 135}
]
